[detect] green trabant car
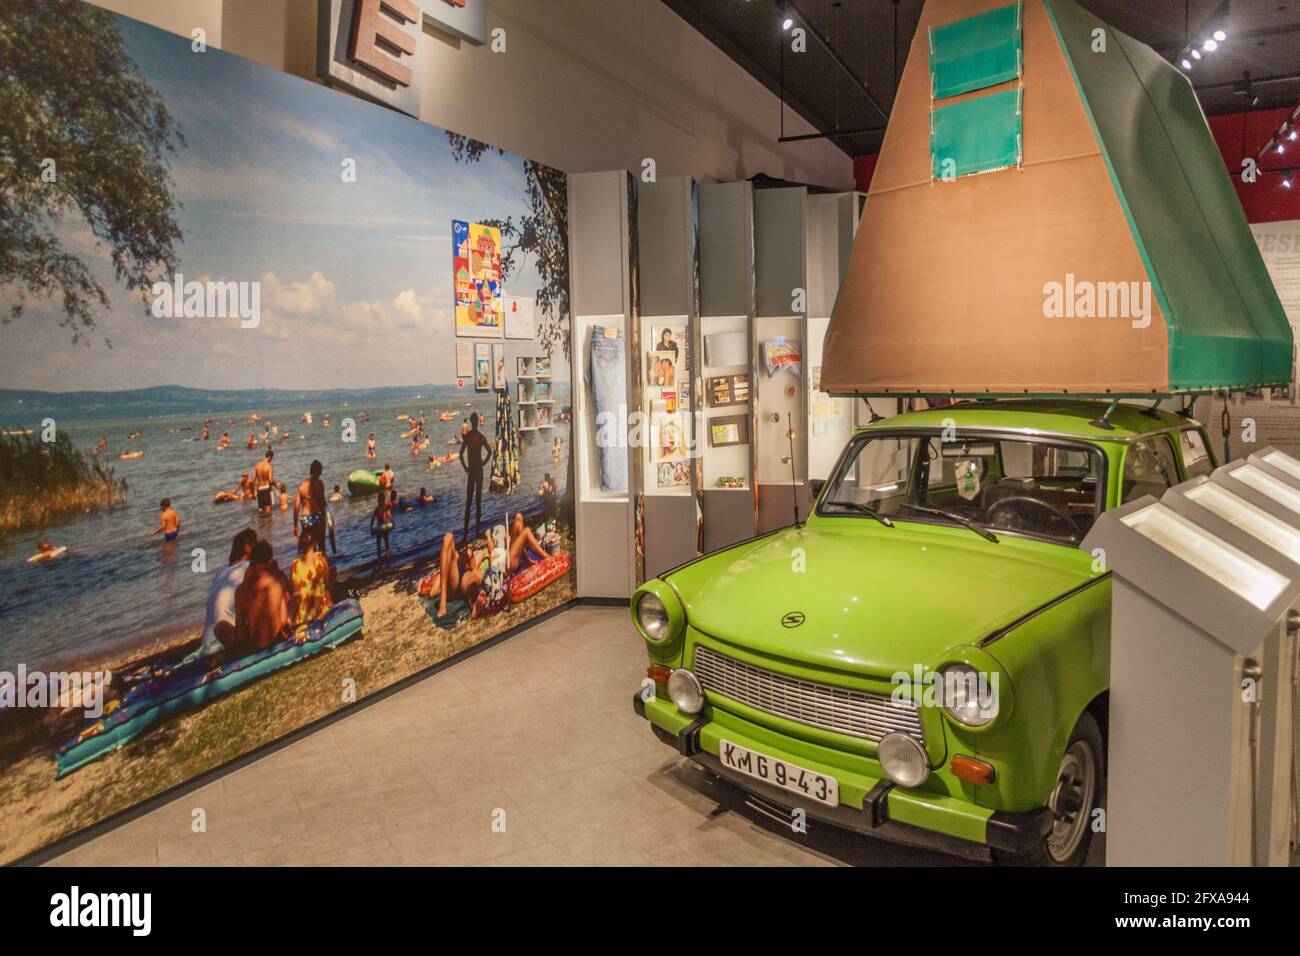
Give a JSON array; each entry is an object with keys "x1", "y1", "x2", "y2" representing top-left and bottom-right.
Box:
[{"x1": 631, "y1": 400, "x2": 1217, "y2": 865}]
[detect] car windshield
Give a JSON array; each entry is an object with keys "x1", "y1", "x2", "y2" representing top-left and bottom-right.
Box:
[{"x1": 818, "y1": 431, "x2": 1105, "y2": 545}]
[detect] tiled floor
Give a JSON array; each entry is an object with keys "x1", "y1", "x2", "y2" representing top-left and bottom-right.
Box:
[{"x1": 48, "y1": 606, "x2": 964, "y2": 867}]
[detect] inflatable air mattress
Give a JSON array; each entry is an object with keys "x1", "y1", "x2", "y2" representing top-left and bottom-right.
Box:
[{"x1": 55, "y1": 600, "x2": 364, "y2": 777}]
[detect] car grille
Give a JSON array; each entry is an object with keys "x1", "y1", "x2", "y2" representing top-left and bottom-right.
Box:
[{"x1": 693, "y1": 645, "x2": 924, "y2": 745}]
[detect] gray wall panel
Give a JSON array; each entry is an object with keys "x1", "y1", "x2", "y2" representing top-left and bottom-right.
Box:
[{"x1": 754, "y1": 187, "x2": 807, "y2": 317}]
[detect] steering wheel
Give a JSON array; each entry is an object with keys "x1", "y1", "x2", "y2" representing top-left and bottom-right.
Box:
[{"x1": 986, "y1": 496, "x2": 1082, "y2": 538}]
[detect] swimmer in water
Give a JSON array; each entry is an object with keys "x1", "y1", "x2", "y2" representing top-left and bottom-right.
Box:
[{"x1": 151, "y1": 498, "x2": 181, "y2": 542}]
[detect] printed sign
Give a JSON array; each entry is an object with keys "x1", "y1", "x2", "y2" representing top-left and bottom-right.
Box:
[{"x1": 317, "y1": 0, "x2": 487, "y2": 119}]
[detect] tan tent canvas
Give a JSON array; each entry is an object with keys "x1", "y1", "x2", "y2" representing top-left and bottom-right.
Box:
[{"x1": 822, "y1": 0, "x2": 1291, "y2": 397}]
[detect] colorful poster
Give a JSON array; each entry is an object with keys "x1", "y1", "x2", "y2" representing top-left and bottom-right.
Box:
[
  {"x1": 475, "y1": 342, "x2": 492, "y2": 390},
  {"x1": 454, "y1": 219, "x2": 504, "y2": 338},
  {"x1": 504, "y1": 294, "x2": 536, "y2": 339}
]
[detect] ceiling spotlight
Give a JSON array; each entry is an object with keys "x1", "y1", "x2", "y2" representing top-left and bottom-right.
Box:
[
  {"x1": 1213, "y1": 29, "x2": 1227, "y2": 42},
  {"x1": 1290, "y1": 130, "x2": 1298, "y2": 141},
  {"x1": 1284, "y1": 177, "x2": 1294, "y2": 189},
  {"x1": 782, "y1": 16, "x2": 793, "y2": 29},
  {"x1": 1279, "y1": 143, "x2": 1287, "y2": 155},
  {"x1": 1191, "y1": 48, "x2": 1202, "y2": 59},
  {"x1": 1203, "y1": 38, "x2": 1218, "y2": 52},
  {"x1": 1182, "y1": 58, "x2": 1193, "y2": 69}
]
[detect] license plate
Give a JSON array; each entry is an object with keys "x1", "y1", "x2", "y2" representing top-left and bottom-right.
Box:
[{"x1": 718, "y1": 739, "x2": 839, "y2": 807}]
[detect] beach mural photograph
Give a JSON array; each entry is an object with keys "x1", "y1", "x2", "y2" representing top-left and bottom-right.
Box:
[{"x1": 0, "y1": 2, "x2": 574, "y2": 863}]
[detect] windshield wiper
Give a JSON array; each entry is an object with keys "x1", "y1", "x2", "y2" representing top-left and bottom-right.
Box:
[
  {"x1": 823, "y1": 501, "x2": 894, "y2": 527},
  {"x1": 900, "y1": 503, "x2": 998, "y2": 543}
]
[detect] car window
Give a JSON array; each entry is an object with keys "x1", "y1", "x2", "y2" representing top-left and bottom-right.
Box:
[
  {"x1": 1121, "y1": 436, "x2": 1179, "y2": 504},
  {"x1": 1179, "y1": 429, "x2": 1213, "y2": 479},
  {"x1": 819, "y1": 432, "x2": 1103, "y2": 544}
]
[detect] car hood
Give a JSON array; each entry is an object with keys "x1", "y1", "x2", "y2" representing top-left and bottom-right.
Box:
[{"x1": 665, "y1": 521, "x2": 1094, "y2": 676}]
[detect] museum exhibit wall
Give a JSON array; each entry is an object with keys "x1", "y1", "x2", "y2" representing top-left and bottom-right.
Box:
[
  {"x1": 89, "y1": 0, "x2": 854, "y2": 190},
  {"x1": 0, "y1": 6, "x2": 575, "y2": 863}
]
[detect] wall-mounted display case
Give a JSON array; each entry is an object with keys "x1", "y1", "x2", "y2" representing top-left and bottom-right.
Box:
[{"x1": 568, "y1": 171, "x2": 637, "y2": 598}]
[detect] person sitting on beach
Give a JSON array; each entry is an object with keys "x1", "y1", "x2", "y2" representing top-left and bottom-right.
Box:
[
  {"x1": 201, "y1": 528, "x2": 257, "y2": 657},
  {"x1": 538, "y1": 473, "x2": 558, "y2": 519},
  {"x1": 290, "y1": 531, "x2": 334, "y2": 627},
  {"x1": 254, "y1": 450, "x2": 275, "y2": 514},
  {"x1": 370, "y1": 491, "x2": 395, "y2": 562},
  {"x1": 329, "y1": 484, "x2": 343, "y2": 503},
  {"x1": 507, "y1": 512, "x2": 547, "y2": 575},
  {"x1": 426, "y1": 532, "x2": 489, "y2": 619},
  {"x1": 150, "y1": 499, "x2": 181, "y2": 542},
  {"x1": 232, "y1": 539, "x2": 292, "y2": 653},
  {"x1": 217, "y1": 432, "x2": 230, "y2": 450},
  {"x1": 294, "y1": 459, "x2": 328, "y2": 553}
]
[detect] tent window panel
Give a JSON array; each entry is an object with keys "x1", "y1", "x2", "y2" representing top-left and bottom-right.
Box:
[
  {"x1": 930, "y1": 87, "x2": 1023, "y2": 179},
  {"x1": 930, "y1": 2, "x2": 1023, "y2": 99}
]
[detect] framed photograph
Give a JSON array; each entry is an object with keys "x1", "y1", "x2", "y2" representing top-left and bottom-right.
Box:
[
  {"x1": 651, "y1": 324, "x2": 687, "y2": 371},
  {"x1": 709, "y1": 374, "x2": 749, "y2": 407},
  {"x1": 709, "y1": 414, "x2": 748, "y2": 448},
  {"x1": 492, "y1": 343, "x2": 506, "y2": 390},
  {"x1": 647, "y1": 351, "x2": 678, "y2": 388},
  {"x1": 474, "y1": 342, "x2": 491, "y2": 391},
  {"x1": 650, "y1": 412, "x2": 686, "y2": 462},
  {"x1": 504, "y1": 295, "x2": 536, "y2": 340},
  {"x1": 535, "y1": 355, "x2": 551, "y2": 377},
  {"x1": 455, "y1": 340, "x2": 475, "y2": 377},
  {"x1": 657, "y1": 461, "x2": 690, "y2": 488},
  {"x1": 536, "y1": 379, "x2": 552, "y2": 401}
]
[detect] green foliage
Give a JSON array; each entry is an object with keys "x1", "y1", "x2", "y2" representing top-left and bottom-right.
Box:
[
  {"x1": 0, "y1": 0, "x2": 185, "y2": 345},
  {"x1": 0, "y1": 430, "x2": 125, "y2": 533}
]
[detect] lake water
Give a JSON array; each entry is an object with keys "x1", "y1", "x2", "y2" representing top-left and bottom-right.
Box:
[{"x1": 0, "y1": 385, "x2": 571, "y2": 671}]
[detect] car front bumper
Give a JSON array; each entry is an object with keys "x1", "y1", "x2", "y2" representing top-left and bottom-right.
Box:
[{"x1": 633, "y1": 691, "x2": 1052, "y2": 862}]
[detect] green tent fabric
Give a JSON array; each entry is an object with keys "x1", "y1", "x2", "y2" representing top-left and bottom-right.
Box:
[
  {"x1": 930, "y1": 1, "x2": 1023, "y2": 98},
  {"x1": 931, "y1": 86, "x2": 1022, "y2": 178},
  {"x1": 1045, "y1": 0, "x2": 1292, "y2": 391}
]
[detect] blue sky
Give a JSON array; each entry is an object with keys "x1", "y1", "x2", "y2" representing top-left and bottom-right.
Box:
[{"x1": 1, "y1": 13, "x2": 561, "y2": 392}]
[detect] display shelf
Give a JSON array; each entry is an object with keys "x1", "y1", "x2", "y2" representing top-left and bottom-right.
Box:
[{"x1": 700, "y1": 313, "x2": 752, "y2": 492}]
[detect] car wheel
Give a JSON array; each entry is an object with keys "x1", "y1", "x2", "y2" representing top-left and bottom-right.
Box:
[{"x1": 994, "y1": 711, "x2": 1104, "y2": 867}]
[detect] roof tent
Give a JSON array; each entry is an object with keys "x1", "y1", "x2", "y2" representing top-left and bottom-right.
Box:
[{"x1": 822, "y1": 0, "x2": 1292, "y2": 397}]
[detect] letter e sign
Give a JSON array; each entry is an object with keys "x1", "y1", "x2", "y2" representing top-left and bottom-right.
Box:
[{"x1": 349, "y1": 0, "x2": 419, "y2": 87}]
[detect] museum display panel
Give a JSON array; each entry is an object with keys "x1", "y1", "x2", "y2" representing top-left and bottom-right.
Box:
[
  {"x1": 0, "y1": 5, "x2": 576, "y2": 864},
  {"x1": 4, "y1": 0, "x2": 1300, "y2": 894}
]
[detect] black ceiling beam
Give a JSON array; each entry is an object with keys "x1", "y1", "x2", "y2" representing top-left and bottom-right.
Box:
[
  {"x1": 658, "y1": 0, "x2": 861, "y2": 156},
  {"x1": 786, "y1": 0, "x2": 891, "y2": 122}
]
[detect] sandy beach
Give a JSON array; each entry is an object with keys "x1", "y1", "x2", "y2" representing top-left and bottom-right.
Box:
[{"x1": 0, "y1": 527, "x2": 577, "y2": 864}]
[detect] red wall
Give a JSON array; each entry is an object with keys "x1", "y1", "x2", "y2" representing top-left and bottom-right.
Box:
[
  {"x1": 1208, "y1": 108, "x2": 1300, "y2": 224},
  {"x1": 853, "y1": 107, "x2": 1300, "y2": 223}
]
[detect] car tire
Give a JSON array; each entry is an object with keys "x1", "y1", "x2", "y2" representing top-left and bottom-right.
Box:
[{"x1": 994, "y1": 710, "x2": 1105, "y2": 867}]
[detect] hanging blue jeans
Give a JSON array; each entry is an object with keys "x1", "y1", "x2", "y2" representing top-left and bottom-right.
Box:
[{"x1": 587, "y1": 327, "x2": 627, "y2": 493}]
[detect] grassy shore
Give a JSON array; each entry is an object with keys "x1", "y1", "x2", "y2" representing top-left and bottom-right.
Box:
[
  {"x1": 0, "y1": 526, "x2": 576, "y2": 863},
  {"x1": 0, "y1": 431, "x2": 125, "y2": 536}
]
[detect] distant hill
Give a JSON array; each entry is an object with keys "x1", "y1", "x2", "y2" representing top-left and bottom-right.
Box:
[{"x1": 0, "y1": 384, "x2": 465, "y2": 424}]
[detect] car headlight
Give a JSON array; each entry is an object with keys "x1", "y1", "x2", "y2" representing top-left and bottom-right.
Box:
[
  {"x1": 667, "y1": 668, "x2": 704, "y2": 714},
  {"x1": 877, "y1": 732, "x2": 930, "y2": 788},
  {"x1": 636, "y1": 593, "x2": 671, "y2": 641},
  {"x1": 940, "y1": 663, "x2": 998, "y2": 727}
]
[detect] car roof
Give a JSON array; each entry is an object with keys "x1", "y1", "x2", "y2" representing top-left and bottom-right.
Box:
[{"x1": 858, "y1": 399, "x2": 1196, "y2": 442}]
